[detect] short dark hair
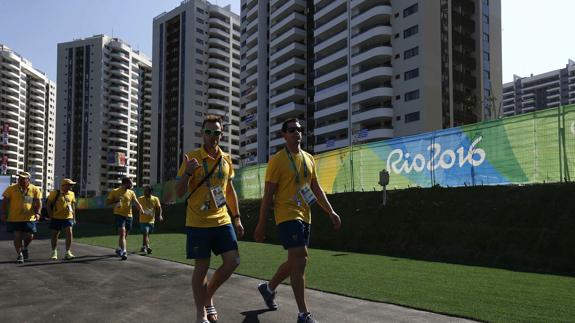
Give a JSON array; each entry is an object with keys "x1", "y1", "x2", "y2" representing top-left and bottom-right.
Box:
[
  {"x1": 121, "y1": 177, "x2": 132, "y2": 185},
  {"x1": 143, "y1": 185, "x2": 152, "y2": 192},
  {"x1": 281, "y1": 118, "x2": 301, "y2": 133},
  {"x1": 202, "y1": 115, "x2": 222, "y2": 128}
]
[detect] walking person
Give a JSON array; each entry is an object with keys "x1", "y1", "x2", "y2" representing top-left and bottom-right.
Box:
[
  {"x1": 1, "y1": 172, "x2": 42, "y2": 263},
  {"x1": 254, "y1": 118, "x2": 342, "y2": 323},
  {"x1": 106, "y1": 177, "x2": 144, "y2": 260},
  {"x1": 46, "y1": 178, "x2": 77, "y2": 260},
  {"x1": 176, "y1": 115, "x2": 244, "y2": 323},
  {"x1": 137, "y1": 185, "x2": 163, "y2": 254}
]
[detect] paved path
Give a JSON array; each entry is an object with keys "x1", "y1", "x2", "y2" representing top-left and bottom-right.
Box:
[{"x1": 0, "y1": 223, "x2": 476, "y2": 323}]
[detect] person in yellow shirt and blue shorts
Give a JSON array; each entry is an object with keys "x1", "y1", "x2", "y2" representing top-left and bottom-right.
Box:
[
  {"x1": 106, "y1": 177, "x2": 144, "y2": 260},
  {"x1": 254, "y1": 118, "x2": 342, "y2": 323},
  {"x1": 46, "y1": 178, "x2": 77, "y2": 260},
  {"x1": 137, "y1": 185, "x2": 163, "y2": 254},
  {"x1": 176, "y1": 115, "x2": 244, "y2": 323},
  {"x1": 1, "y1": 172, "x2": 42, "y2": 263}
]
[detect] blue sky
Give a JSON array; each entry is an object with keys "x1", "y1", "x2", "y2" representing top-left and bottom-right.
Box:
[{"x1": 0, "y1": 0, "x2": 573, "y2": 83}]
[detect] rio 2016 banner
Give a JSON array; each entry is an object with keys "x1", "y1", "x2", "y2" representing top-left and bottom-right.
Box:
[
  {"x1": 77, "y1": 104, "x2": 575, "y2": 208},
  {"x1": 233, "y1": 104, "x2": 575, "y2": 199}
]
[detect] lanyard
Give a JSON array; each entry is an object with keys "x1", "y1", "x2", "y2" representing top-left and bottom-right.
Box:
[
  {"x1": 202, "y1": 157, "x2": 224, "y2": 188},
  {"x1": 285, "y1": 147, "x2": 308, "y2": 184},
  {"x1": 19, "y1": 186, "x2": 30, "y2": 200}
]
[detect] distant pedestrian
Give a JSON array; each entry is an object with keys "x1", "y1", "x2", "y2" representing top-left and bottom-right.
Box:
[
  {"x1": 1, "y1": 172, "x2": 42, "y2": 263},
  {"x1": 46, "y1": 178, "x2": 77, "y2": 260},
  {"x1": 137, "y1": 185, "x2": 163, "y2": 254},
  {"x1": 106, "y1": 177, "x2": 144, "y2": 260}
]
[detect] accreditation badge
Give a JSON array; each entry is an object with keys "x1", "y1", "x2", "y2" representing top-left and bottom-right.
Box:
[
  {"x1": 210, "y1": 186, "x2": 227, "y2": 209},
  {"x1": 299, "y1": 183, "x2": 317, "y2": 206},
  {"x1": 144, "y1": 209, "x2": 153, "y2": 216},
  {"x1": 24, "y1": 196, "x2": 33, "y2": 204}
]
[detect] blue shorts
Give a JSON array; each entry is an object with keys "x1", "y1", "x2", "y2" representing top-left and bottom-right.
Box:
[
  {"x1": 278, "y1": 220, "x2": 310, "y2": 250},
  {"x1": 6, "y1": 221, "x2": 37, "y2": 234},
  {"x1": 115, "y1": 215, "x2": 133, "y2": 231},
  {"x1": 140, "y1": 223, "x2": 154, "y2": 234},
  {"x1": 186, "y1": 224, "x2": 238, "y2": 259},
  {"x1": 49, "y1": 219, "x2": 74, "y2": 231}
]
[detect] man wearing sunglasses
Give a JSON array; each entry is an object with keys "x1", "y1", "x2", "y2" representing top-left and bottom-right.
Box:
[
  {"x1": 255, "y1": 118, "x2": 342, "y2": 323},
  {"x1": 176, "y1": 114, "x2": 244, "y2": 323}
]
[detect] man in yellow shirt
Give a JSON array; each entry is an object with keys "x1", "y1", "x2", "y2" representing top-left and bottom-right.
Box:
[
  {"x1": 176, "y1": 115, "x2": 244, "y2": 323},
  {"x1": 106, "y1": 177, "x2": 144, "y2": 260},
  {"x1": 137, "y1": 185, "x2": 163, "y2": 254},
  {"x1": 46, "y1": 178, "x2": 77, "y2": 260},
  {"x1": 254, "y1": 118, "x2": 342, "y2": 323},
  {"x1": 1, "y1": 172, "x2": 42, "y2": 263}
]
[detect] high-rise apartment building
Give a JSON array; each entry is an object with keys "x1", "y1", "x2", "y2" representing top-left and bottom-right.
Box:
[
  {"x1": 55, "y1": 35, "x2": 152, "y2": 197},
  {"x1": 151, "y1": 0, "x2": 241, "y2": 183},
  {"x1": 0, "y1": 44, "x2": 56, "y2": 195},
  {"x1": 502, "y1": 60, "x2": 575, "y2": 117},
  {"x1": 240, "y1": 0, "x2": 502, "y2": 161}
]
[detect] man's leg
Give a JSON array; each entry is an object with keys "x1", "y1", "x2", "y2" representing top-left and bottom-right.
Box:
[
  {"x1": 64, "y1": 226, "x2": 73, "y2": 251},
  {"x1": 205, "y1": 249, "x2": 240, "y2": 306},
  {"x1": 51, "y1": 230, "x2": 60, "y2": 250},
  {"x1": 192, "y1": 258, "x2": 210, "y2": 322},
  {"x1": 23, "y1": 232, "x2": 33, "y2": 249},
  {"x1": 13, "y1": 230, "x2": 23, "y2": 254},
  {"x1": 118, "y1": 227, "x2": 126, "y2": 251},
  {"x1": 288, "y1": 246, "x2": 309, "y2": 314}
]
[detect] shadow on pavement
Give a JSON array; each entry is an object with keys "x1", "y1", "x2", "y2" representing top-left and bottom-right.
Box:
[
  {"x1": 19, "y1": 254, "x2": 117, "y2": 267},
  {"x1": 240, "y1": 308, "x2": 276, "y2": 323}
]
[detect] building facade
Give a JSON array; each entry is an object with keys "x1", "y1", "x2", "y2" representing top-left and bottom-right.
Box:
[
  {"x1": 240, "y1": 0, "x2": 502, "y2": 161},
  {"x1": 0, "y1": 44, "x2": 56, "y2": 195},
  {"x1": 152, "y1": 0, "x2": 241, "y2": 183},
  {"x1": 55, "y1": 35, "x2": 152, "y2": 197},
  {"x1": 502, "y1": 60, "x2": 575, "y2": 117}
]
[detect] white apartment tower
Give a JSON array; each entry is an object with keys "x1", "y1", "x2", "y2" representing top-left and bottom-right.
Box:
[
  {"x1": 502, "y1": 60, "x2": 575, "y2": 117},
  {"x1": 55, "y1": 35, "x2": 152, "y2": 197},
  {"x1": 240, "y1": 0, "x2": 502, "y2": 160},
  {"x1": 152, "y1": 0, "x2": 241, "y2": 183},
  {"x1": 0, "y1": 44, "x2": 56, "y2": 195}
]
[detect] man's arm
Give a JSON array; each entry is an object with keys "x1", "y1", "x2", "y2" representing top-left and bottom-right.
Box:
[
  {"x1": 310, "y1": 177, "x2": 341, "y2": 230},
  {"x1": 254, "y1": 182, "x2": 277, "y2": 242},
  {"x1": 176, "y1": 154, "x2": 200, "y2": 198},
  {"x1": 106, "y1": 192, "x2": 117, "y2": 206},
  {"x1": 226, "y1": 180, "x2": 244, "y2": 239},
  {"x1": 33, "y1": 197, "x2": 42, "y2": 221},
  {"x1": 156, "y1": 199, "x2": 163, "y2": 221},
  {"x1": 132, "y1": 193, "x2": 144, "y2": 214}
]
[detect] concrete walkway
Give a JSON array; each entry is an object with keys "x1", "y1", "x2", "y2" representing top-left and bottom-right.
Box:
[{"x1": 0, "y1": 223, "x2": 476, "y2": 323}]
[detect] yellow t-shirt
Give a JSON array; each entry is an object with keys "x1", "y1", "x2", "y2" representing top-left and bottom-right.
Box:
[
  {"x1": 177, "y1": 145, "x2": 234, "y2": 228},
  {"x1": 2, "y1": 184, "x2": 42, "y2": 222},
  {"x1": 107, "y1": 188, "x2": 137, "y2": 218},
  {"x1": 138, "y1": 195, "x2": 161, "y2": 224},
  {"x1": 265, "y1": 148, "x2": 317, "y2": 225},
  {"x1": 47, "y1": 190, "x2": 76, "y2": 220}
]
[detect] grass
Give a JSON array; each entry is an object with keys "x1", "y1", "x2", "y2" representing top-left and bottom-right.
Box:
[{"x1": 74, "y1": 224, "x2": 575, "y2": 323}]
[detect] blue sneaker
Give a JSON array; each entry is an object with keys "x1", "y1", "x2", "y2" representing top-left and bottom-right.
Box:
[
  {"x1": 115, "y1": 248, "x2": 122, "y2": 257},
  {"x1": 16, "y1": 253, "x2": 24, "y2": 264},
  {"x1": 297, "y1": 312, "x2": 318, "y2": 323},
  {"x1": 258, "y1": 282, "x2": 278, "y2": 310},
  {"x1": 121, "y1": 251, "x2": 128, "y2": 260},
  {"x1": 22, "y1": 248, "x2": 29, "y2": 260}
]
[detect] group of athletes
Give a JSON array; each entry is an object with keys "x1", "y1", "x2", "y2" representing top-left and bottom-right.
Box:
[{"x1": 1, "y1": 115, "x2": 341, "y2": 323}]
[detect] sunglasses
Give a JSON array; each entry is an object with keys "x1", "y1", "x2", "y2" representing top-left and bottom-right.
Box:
[
  {"x1": 203, "y1": 129, "x2": 222, "y2": 136},
  {"x1": 286, "y1": 127, "x2": 303, "y2": 133}
]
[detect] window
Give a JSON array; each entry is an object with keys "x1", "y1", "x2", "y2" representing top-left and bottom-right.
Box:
[
  {"x1": 197, "y1": 7, "x2": 205, "y2": 14},
  {"x1": 196, "y1": 18, "x2": 204, "y2": 24},
  {"x1": 195, "y1": 110, "x2": 203, "y2": 116},
  {"x1": 403, "y1": 3, "x2": 418, "y2": 17},
  {"x1": 196, "y1": 69, "x2": 204, "y2": 75},
  {"x1": 403, "y1": 25, "x2": 418, "y2": 38},
  {"x1": 195, "y1": 121, "x2": 202, "y2": 127},
  {"x1": 404, "y1": 46, "x2": 419, "y2": 59},
  {"x1": 404, "y1": 89, "x2": 420, "y2": 101},
  {"x1": 405, "y1": 111, "x2": 420, "y2": 123},
  {"x1": 195, "y1": 90, "x2": 203, "y2": 95},
  {"x1": 196, "y1": 39, "x2": 204, "y2": 45},
  {"x1": 196, "y1": 28, "x2": 204, "y2": 34},
  {"x1": 404, "y1": 68, "x2": 419, "y2": 80},
  {"x1": 195, "y1": 59, "x2": 203, "y2": 64},
  {"x1": 196, "y1": 49, "x2": 204, "y2": 55},
  {"x1": 196, "y1": 80, "x2": 203, "y2": 85}
]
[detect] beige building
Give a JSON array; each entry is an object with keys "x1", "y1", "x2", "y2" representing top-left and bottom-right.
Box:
[
  {"x1": 151, "y1": 0, "x2": 241, "y2": 183},
  {"x1": 0, "y1": 44, "x2": 56, "y2": 195},
  {"x1": 240, "y1": 0, "x2": 502, "y2": 161},
  {"x1": 55, "y1": 35, "x2": 152, "y2": 197}
]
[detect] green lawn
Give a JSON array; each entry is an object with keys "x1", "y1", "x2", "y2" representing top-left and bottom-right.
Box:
[{"x1": 74, "y1": 224, "x2": 575, "y2": 323}]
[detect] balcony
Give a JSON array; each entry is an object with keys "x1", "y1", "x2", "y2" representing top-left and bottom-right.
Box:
[
  {"x1": 351, "y1": 106, "x2": 393, "y2": 123},
  {"x1": 271, "y1": 12, "x2": 306, "y2": 36},
  {"x1": 208, "y1": 67, "x2": 229, "y2": 79},
  {"x1": 351, "y1": 67, "x2": 393, "y2": 86},
  {"x1": 351, "y1": 5, "x2": 392, "y2": 27},
  {"x1": 270, "y1": 57, "x2": 306, "y2": 76},
  {"x1": 208, "y1": 88, "x2": 230, "y2": 98},
  {"x1": 270, "y1": 72, "x2": 306, "y2": 92},
  {"x1": 269, "y1": 137, "x2": 285, "y2": 148},
  {"x1": 351, "y1": 46, "x2": 392, "y2": 66},
  {"x1": 315, "y1": 12, "x2": 346, "y2": 41},
  {"x1": 315, "y1": 48, "x2": 347, "y2": 70},
  {"x1": 351, "y1": 25, "x2": 393, "y2": 48},
  {"x1": 270, "y1": 88, "x2": 306, "y2": 106},
  {"x1": 207, "y1": 98, "x2": 228, "y2": 109},
  {"x1": 315, "y1": 66, "x2": 347, "y2": 88},
  {"x1": 271, "y1": 42, "x2": 306, "y2": 66},
  {"x1": 315, "y1": 82, "x2": 348, "y2": 103},
  {"x1": 270, "y1": 101, "x2": 306, "y2": 119},
  {"x1": 271, "y1": 27, "x2": 306, "y2": 52},
  {"x1": 315, "y1": 120, "x2": 347, "y2": 136},
  {"x1": 209, "y1": 27, "x2": 230, "y2": 40},
  {"x1": 315, "y1": 0, "x2": 346, "y2": 22},
  {"x1": 315, "y1": 138, "x2": 348, "y2": 153},
  {"x1": 315, "y1": 31, "x2": 347, "y2": 53},
  {"x1": 351, "y1": 86, "x2": 393, "y2": 104},
  {"x1": 315, "y1": 101, "x2": 348, "y2": 119}
]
